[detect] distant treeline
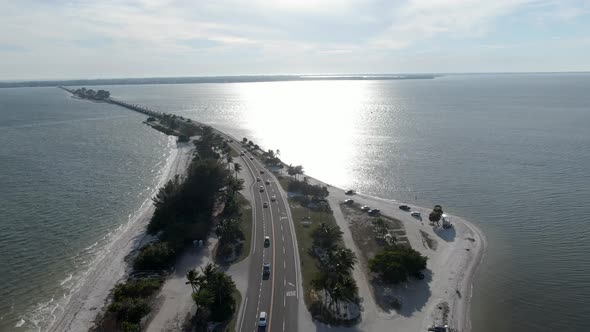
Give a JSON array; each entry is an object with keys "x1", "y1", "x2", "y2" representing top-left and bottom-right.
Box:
[
  {"x1": 72, "y1": 87, "x2": 110, "y2": 100},
  {"x1": 0, "y1": 74, "x2": 438, "y2": 88}
]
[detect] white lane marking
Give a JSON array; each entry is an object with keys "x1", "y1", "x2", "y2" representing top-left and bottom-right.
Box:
[
  {"x1": 238, "y1": 296, "x2": 248, "y2": 332},
  {"x1": 288, "y1": 282, "x2": 295, "y2": 287}
]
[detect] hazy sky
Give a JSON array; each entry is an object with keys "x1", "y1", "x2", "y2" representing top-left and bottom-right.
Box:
[{"x1": 1, "y1": 0, "x2": 589, "y2": 80}]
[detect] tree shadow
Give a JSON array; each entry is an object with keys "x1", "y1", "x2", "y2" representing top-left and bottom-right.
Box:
[
  {"x1": 433, "y1": 225, "x2": 456, "y2": 242},
  {"x1": 370, "y1": 269, "x2": 433, "y2": 317}
]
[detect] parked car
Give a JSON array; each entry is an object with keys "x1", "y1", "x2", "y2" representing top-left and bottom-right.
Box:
[
  {"x1": 271, "y1": 195, "x2": 277, "y2": 201},
  {"x1": 344, "y1": 199, "x2": 354, "y2": 205},
  {"x1": 258, "y1": 312, "x2": 268, "y2": 327},
  {"x1": 264, "y1": 236, "x2": 270, "y2": 247},
  {"x1": 428, "y1": 324, "x2": 448, "y2": 332},
  {"x1": 361, "y1": 205, "x2": 370, "y2": 211},
  {"x1": 263, "y1": 202, "x2": 268, "y2": 208},
  {"x1": 411, "y1": 211, "x2": 421, "y2": 218},
  {"x1": 368, "y1": 209, "x2": 381, "y2": 216},
  {"x1": 399, "y1": 205, "x2": 411, "y2": 211},
  {"x1": 345, "y1": 189, "x2": 355, "y2": 195}
]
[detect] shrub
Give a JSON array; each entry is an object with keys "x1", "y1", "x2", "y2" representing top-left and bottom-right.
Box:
[
  {"x1": 113, "y1": 279, "x2": 162, "y2": 300},
  {"x1": 134, "y1": 242, "x2": 176, "y2": 270},
  {"x1": 369, "y1": 245, "x2": 427, "y2": 284}
]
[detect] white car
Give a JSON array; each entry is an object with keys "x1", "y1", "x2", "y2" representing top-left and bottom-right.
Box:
[
  {"x1": 411, "y1": 211, "x2": 421, "y2": 218},
  {"x1": 361, "y1": 205, "x2": 370, "y2": 211},
  {"x1": 270, "y1": 195, "x2": 276, "y2": 201},
  {"x1": 258, "y1": 311, "x2": 267, "y2": 327},
  {"x1": 259, "y1": 186, "x2": 265, "y2": 192}
]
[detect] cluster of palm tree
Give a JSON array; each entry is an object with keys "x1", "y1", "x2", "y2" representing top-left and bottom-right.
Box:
[
  {"x1": 311, "y1": 222, "x2": 359, "y2": 320},
  {"x1": 186, "y1": 263, "x2": 237, "y2": 322},
  {"x1": 287, "y1": 164, "x2": 305, "y2": 179}
]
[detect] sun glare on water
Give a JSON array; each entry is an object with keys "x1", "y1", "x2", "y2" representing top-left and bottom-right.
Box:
[{"x1": 235, "y1": 80, "x2": 371, "y2": 187}]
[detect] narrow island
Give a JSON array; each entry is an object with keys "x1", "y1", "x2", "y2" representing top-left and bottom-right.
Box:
[{"x1": 52, "y1": 87, "x2": 485, "y2": 332}]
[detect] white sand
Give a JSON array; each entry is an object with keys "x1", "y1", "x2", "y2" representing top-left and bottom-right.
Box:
[
  {"x1": 45, "y1": 141, "x2": 194, "y2": 332},
  {"x1": 296, "y1": 176, "x2": 486, "y2": 332}
]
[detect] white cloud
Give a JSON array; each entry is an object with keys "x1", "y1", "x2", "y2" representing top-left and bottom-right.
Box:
[{"x1": 372, "y1": 0, "x2": 534, "y2": 49}]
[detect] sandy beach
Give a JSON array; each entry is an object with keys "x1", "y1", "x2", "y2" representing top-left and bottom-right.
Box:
[
  {"x1": 296, "y1": 175, "x2": 486, "y2": 332},
  {"x1": 45, "y1": 141, "x2": 194, "y2": 332}
]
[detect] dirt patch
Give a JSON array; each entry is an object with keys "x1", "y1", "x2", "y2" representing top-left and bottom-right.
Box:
[
  {"x1": 340, "y1": 203, "x2": 417, "y2": 312},
  {"x1": 420, "y1": 230, "x2": 438, "y2": 250}
]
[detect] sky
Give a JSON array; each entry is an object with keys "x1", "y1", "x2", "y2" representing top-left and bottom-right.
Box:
[{"x1": 1, "y1": 0, "x2": 589, "y2": 80}]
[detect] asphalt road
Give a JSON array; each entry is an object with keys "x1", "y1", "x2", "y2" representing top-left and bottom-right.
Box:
[{"x1": 227, "y1": 141, "x2": 301, "y2": 332}]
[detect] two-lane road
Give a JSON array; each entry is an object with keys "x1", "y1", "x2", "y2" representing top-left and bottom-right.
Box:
[{"x1": 226, "y1": 140, "x2": 300, "y2": 332}]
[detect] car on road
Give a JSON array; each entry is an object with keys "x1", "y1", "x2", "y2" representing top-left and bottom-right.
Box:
[
  {"x1": 264, "y1": 236, "x2": 270, "y2": 247},
  {"x1": 258, "y1": 311, "x2": 267, "y2": 327},
  {"x1": 256, "y1": 177, "x2": 261, "y2": 182},
  {"x1": 411, "y1": 211, "x2": 421, "y2": 218},
  {"x1": 250, "y1": 157, "x2": 254, "y2": 160},
  {"x1": 271, "y1": 195, "x2": 276, "y2": 201},
  {"x1": 262, "y1": 263, "x2": 271, "y2": 276},
  {"x1": 260, "y1": 170, "x2": 265, "y2": 174},
  {"x1": 361, "y1": 205, "x2": 371, "y2": 211},
  {"x1": 345, "y1": 189, "x2": 355, "y2": 195},
  {"x1": 344, "y1": 199, "x2": 354, "y2": 205},
  {"x1": 368, "y1": 209, "x2": 381, "y2": 216},
  {"x1": 263, "y1": 202, "x2": 268, "y2": 208},
  {"x1": 399, "y1": 205, "x2": 411, "y2": 211},
  {"x1": 259, "y1": 186, "x2": 265, "y2": 192},
  {"x1": 265, "y1": 179, "x2": 270, "y2": 185},
  {"x1": 240, "y1": 152, "x2": 244, "y2": 156}
]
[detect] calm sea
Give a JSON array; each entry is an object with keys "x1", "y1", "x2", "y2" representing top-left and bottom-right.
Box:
[
  {"x1": 0, "y1": 88, "x2": 173, "y2": 330},
  {"x1": 1, "y1": 73, "x2": 589, "y2": 331}
]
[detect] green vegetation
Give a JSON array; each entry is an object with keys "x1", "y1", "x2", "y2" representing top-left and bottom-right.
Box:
[
  {"x1": 429, "y1": 205, "x2": 444, "y2": 223},
  {"x1": 281, "y1": 175, "x2": 359, "y2": 323},
  {"x1": 106, "y1": 127, "x2": 242, "y2": 330},
  {"x1": 133, "y1": 242, "x2": 175, "y2": 271},
  {"x1": 107, "y1": 278, "x2": 163, "y2": 330},
  {"x1": 369, "y1": 245, "x2": 427, "y2": 284},
  {"x1": 186, "y1": 263, "x2": 237, "y2": 323},
  {"x1": 72, "y1": 87, "x2": 110, "y2": 100},
  {"x1": 287, "y1": 164, "x2": 305, "y2": 179}
]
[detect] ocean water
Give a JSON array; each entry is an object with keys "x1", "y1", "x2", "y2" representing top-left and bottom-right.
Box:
[
  {"x1": 0, "y1": 88, "x2": 173, "y2": 330},
  {"x1": 103, "y1": 74, "x2": 590, "y2": 332},
  {"x1": 0, "y1": 74, "x2": 589, "y2": 331}
]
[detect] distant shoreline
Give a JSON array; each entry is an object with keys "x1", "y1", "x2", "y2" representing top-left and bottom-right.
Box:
[{"x1": 0, "y1": 74, "x2": 438, "y2": 88}]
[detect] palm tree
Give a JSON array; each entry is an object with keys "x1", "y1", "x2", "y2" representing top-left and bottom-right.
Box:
[
  {"x1": 313, "y1": 222, "x2": 343, "y2": 252},
  {"x1": 233, "y1": 163, "x2": 242, "y2": 180},
  {"x1": 327, "y1": 248, "x2": 357, "y2": 276},
  {"x1": 186, "y1": 269, "x2": 205, "y2": 293}
]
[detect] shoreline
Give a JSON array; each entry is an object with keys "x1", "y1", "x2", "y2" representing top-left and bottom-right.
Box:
[
  {"x1": 300, "y1": 174, "x2": 486, "y2": 332},
  {"x1": 42, "y1": 140, "x2": 194, "y2": 332},
  {"x1": 218, "y1": 132, "x2": 486, "y2": 331}
]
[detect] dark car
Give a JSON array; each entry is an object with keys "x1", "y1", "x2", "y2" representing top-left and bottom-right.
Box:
[
  {"x1": 344, "y1": 199, "x2": 354, "y2": 205},
  {"x1": 399, "y1": 205, "x2": 411, "y2": 211},
  {"x1": 345, "y1": 189, "x2": 355, "y2": 195},
  {"x1": 263, "y1": 263, "x2": 271, "y2": 276},
  {"x1": 368, "y1": 209, "x2": 381, "y2": 216}
]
